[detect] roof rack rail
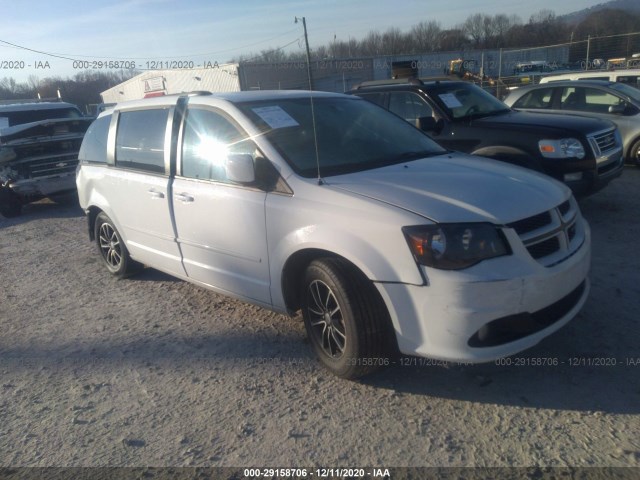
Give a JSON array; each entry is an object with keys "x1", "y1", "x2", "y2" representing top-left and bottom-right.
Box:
[
  {"x1": 354, "y1": 77, "x2": 424, "y2": 89},
  {"x1": 0, "y1": 97, "x2": 62, "y2": 105}
]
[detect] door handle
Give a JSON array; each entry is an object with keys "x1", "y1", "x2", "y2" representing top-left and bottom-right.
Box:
[
  {"x1": 175, "y1": 193, "x2": 194, "y2": 203},
  {"x1": 147, "y1": 189, "x2": 165, "y2": 199}
]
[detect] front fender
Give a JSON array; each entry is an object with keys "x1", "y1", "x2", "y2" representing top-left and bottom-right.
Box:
[
  {"x1": 265, "y1": 191, "x2": 427, "y2": 311},
  {"x1": 472, "y1": 146, "x2": 542, "y2": 171}
]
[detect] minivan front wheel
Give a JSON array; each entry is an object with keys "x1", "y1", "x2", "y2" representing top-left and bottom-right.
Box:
[
  {"x1": 95, "y1": 212, "x2": 139, "y2": 278},
  {"x1": 301, "y1": 258, "x2": 392, "y2": 379}
]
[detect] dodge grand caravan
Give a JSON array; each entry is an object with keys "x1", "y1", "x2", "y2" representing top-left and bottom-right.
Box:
[{"x1": 76, "y1": 91, "x2": 591, "y2": 379}]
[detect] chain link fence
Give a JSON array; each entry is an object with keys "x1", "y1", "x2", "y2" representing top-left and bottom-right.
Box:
[{"x1": 238, "y1": 32, "x2": 640, "y2": 97}]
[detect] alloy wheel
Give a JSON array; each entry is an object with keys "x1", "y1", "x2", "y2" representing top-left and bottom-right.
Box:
[
  {"x1": 306, "y1": 279, "x2": 347, "y2": 358},
  {"x1": 98, "y1": 222, "x2": 122, "y2": 269}
]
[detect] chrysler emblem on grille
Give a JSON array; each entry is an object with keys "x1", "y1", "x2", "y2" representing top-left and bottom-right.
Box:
[{"x1": 56, "y1": 162, "x2": 67, "y2": 168}]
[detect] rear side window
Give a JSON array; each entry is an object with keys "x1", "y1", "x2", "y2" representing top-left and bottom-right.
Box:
[
  {"x1": 79, "y1": 115, "x2": 110, "y2": 164},
  {"x1": 115, "y1": 109, "x2": 168, "y2": 173},
  {"x1": 512, "y1": 88, "x2": 554, "y2": 109}
]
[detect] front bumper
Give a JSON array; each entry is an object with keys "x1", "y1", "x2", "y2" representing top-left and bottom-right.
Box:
[
  {"x1": 375, "y1": 221, "x2": 591, "y2": 362},
  {"x1": 565, "y1": 148, "x2": 624, "y2": 196},
  {"x1": 4, "y1": 173, "x2": 77, "y2": 197}
]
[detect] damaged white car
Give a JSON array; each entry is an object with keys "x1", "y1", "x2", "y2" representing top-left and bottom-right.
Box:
[
  {"x1": 77, "y1": 91, "x2": 591, "y2": 379},
  {"x1": 0, "y1": 102, "x2": 93, "y2": 217}
]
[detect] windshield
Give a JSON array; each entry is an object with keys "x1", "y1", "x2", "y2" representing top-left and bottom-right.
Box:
[
  {"x1": 428, "y1": 83, "x2": 511, "y2": 120},
  {"x1": 0, "y1": 107, "x2": 83, "y2": 128},
  {"x1": 237, "y1": 96, "x2": 446, "y2": 177}
]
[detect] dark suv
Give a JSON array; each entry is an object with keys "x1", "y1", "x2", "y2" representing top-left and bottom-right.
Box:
[
  {"x1": 0, "y1": 101, "x2": 93, "y2": 217},
  {"x1": 349, "y1": 79, "x2": 624, "y2": 196}
]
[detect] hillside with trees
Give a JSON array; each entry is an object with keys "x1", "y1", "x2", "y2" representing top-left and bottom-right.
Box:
[
  {"x1": 2, "y1": 2, "x2": 640, "y2": 109},
  {"x1": 238, "y1": 6, "x2": 640, "y2": 62}
]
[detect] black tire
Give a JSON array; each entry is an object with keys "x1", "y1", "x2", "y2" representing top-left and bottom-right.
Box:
[
  {"x1": 629, "y1": 138, "x2": 640, "y2": 167},
  {"x1": 0, "y1": 187, "x2": 22, "y2": 218},
  {"x1": 94, "y1": 212, "x2": 141, "y2": 278},
  {"x1": 301, "y1": 258, "x2": 394, "y2": 379}
]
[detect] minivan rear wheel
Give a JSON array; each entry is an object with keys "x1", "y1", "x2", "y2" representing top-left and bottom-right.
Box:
[
  {"x1": 301, "y1": 258, "x2": 392, "y2": 379},
  {"x1": 95, "y1": 212, "x2": 140, "y2": 278}
]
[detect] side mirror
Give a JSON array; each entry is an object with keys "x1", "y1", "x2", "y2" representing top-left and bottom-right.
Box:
[
  {"x1": 608, "y1": 104, "x2": 626, "y2": 115},
  {"x1": 225, "y1": 154, "x2": 255, "y2": 184}
]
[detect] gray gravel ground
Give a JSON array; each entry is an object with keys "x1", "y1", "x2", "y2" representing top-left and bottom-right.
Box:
[{"x1": 0, "y1": 168, "x2": 639, "y2": 469}]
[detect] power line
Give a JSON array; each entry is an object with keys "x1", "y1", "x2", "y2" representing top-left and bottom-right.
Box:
[
  {"x1": 234, "y1": 36, "x2": 304, "y2": 62},
  {"x1": 0, "y1": 28, "x2": 302, "y2": 62},
  {"x1": 0, "y1": 39, "x2": 79, "y2": 62}
]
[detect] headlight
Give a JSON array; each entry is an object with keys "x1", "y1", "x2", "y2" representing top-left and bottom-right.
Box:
[
  {"x1": 538, "y1": 138, "x2": 585, "y2": 159},
  {"x1": 402, "y1": 224, "x2": 511, "y2": 270}
]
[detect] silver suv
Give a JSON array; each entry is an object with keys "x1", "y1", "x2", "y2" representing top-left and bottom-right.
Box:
[
  {"x1": 504, "y1": 80, "x2": 640, "y2": 165},
  {"x1": 76, "y1": 91, "x2": 591, "y2": 378}
]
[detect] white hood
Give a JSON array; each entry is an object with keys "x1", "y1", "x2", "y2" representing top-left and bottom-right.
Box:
[{"x1": 326, "y1": 154, "x2": 569, "y2": 224}]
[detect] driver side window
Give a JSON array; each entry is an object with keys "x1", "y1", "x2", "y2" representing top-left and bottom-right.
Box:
[
  {"x1": 181, "y1": 108, "x2": 256, "y2": 183},
  {"x1": 388, "y1": 92, "x2": 433, "y2": 124}
]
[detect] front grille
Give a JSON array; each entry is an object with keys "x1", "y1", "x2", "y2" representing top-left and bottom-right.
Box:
[
  {"x1": 26, "y1": 154, "x2": 79, "y2": 178},
  {"x1": 508, "y1": 211, "x2": 552, "y2": 235},
  {"x1": 507, "y1": 197, "x2": 583, "y2": 267},
  {"x1": 589, "y1": 128, "x2": 619, "y2": 156},
  {"x1": 558, "y1": 200, "x2": 571, "y2": 216},
  {"x1": 528, "y1": 237, "x2": 560, "y2": 259}
]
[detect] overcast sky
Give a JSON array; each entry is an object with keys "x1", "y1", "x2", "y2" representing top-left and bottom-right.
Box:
[{"x1": 1, "y1": 0, "x2": 601, "y2": 82}]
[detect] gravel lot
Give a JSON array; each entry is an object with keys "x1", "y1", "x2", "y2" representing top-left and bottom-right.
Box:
[{"x1": 0, "y1": 168, "x2": 639, "y2": 470}]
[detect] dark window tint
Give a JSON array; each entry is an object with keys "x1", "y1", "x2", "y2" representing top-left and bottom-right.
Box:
[
  {"x1": 79, "y1": 115, "x2": 110, "y2": 163},
  {"x1": 427, "y1": 83, "x2": 509, "y2": 120},
  {"x1": 561, "y1": 87, "x2": 625, "y2": 114},
  {"x1": 357, "y1": 92, "x2": 385, "y2": 108},
  {"x1": 115, "y1": 109, "x2": 168, "y2": 173},
  {"x1": 0, "y1": 107, "x2": 82, "y2": 127},
  {"x1": 616, "y1": 76, "x2": 640, "y2": 88},
  {"x1": 388, "y1": 92, "x2": 433, "y2": 123},
  {"x1": 513, "y1": 88, "x2": 554, "y2": 109},
  {"x1": 181, "y1": 108, "x2": 255, "y2": 183}
]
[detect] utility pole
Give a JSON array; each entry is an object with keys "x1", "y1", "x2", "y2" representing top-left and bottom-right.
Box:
[{"x1": 295, "y1": 16, "x2": 314, "y2": 90}]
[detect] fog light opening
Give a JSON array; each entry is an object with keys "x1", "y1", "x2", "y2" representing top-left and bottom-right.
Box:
[{"x1": 564, "y1": 172, "x2": 583, "y2": 182}]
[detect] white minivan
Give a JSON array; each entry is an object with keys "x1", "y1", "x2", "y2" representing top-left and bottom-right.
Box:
[{"x1": 76, "y1": 91, "x2": 591, "y2": 378}]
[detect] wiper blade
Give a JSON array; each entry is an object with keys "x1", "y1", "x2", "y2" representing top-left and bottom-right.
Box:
[
  {"x1": 460, "y1": 108, "x2": 510, "y2": 121},
  {"x1": 481, "y1": 108, "x2": 511, "y2": 117},
  {"x1": 392, "y1": 150, "x2": 444, "y2": 162}
]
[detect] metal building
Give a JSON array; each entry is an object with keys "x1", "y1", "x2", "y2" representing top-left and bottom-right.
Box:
[{"x1": 100, "y1": 63, "x2": 241, "y2": 103}]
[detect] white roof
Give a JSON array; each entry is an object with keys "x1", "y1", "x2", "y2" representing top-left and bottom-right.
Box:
[{"x1": 100, "y1": 64, "x2": 241, "y2": 103}]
